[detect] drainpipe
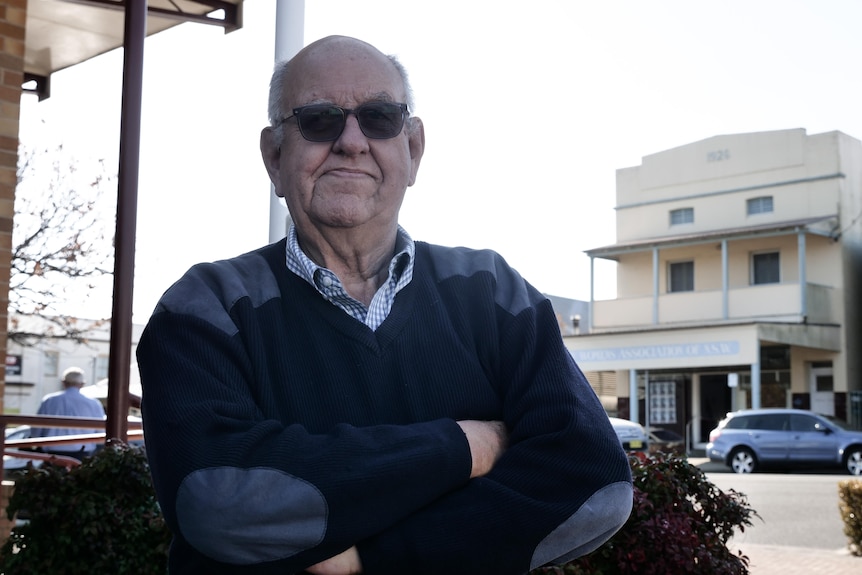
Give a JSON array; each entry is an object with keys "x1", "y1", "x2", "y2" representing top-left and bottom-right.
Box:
[
  {"x1": 751, "y1": 351, "x2": 761, "y2": 410},
  {"x1": 652, "y1": 248, "x2": 659, "y2": 324},
  {"x1": 798, "y1": 231, "x2": 807, "y2": 321},
  {"x1": 721, "y1": 239, "x2": 728, "y2": 319},
  {"x1": 589, "y1": 256, "x2": 595, "y2": 333}
]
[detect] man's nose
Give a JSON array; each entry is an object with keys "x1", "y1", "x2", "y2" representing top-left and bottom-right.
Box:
[{"x1": 333, "y1": 113, "x2": 369, "y2": 153}]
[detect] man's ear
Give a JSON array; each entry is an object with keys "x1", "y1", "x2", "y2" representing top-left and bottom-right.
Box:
[
  {"x1": 260, "y1": 126, "x2": 283, "y2": 195},
  {"x1": 407, "y1": 117, "x2": 425, "y2": 187}
]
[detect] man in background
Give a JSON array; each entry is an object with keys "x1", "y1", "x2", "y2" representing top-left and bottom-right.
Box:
[{"x1": 34, "y1": 366, "x2": 105, "y2": 460}]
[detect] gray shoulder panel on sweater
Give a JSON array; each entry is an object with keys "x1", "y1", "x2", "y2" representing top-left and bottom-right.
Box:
[
  {"x1": 153, "y1": 248, "x2": 281, "y2": 337},
  {"x1": 420, "y1": 243, "x2": 539, "y2": 317},
  {"x1": 530, "y1": 481, "x2": 633, "y2": 569}
]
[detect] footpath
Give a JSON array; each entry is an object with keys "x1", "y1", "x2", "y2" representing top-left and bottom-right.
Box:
[
  {"x1": 690, "y1": 458, "x2": 860, "y2": 574},
  {"x1": 734, "y1": 542, "x2": 859, "y2": 574}
]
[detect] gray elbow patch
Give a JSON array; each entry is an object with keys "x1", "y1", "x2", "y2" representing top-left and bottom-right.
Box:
[
  {"x1": 176, "y1": 467, "x2": 328, "y2": 565},
  {"x1": 530, "y1": 481, "x2": 633, "y2": 570}
]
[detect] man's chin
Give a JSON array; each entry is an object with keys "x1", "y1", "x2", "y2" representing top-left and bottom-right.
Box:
[{"x1": 308, "y1": 200, "x2": 376, "y2": 229}]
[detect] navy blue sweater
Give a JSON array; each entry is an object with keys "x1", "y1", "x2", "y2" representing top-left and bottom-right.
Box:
[{"x1": 137, "y1": 239, "x2": 632, "y2": 574}]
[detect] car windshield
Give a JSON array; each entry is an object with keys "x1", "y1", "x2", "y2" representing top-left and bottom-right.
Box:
[
  {"x1": 820, "y1": 414, "x2": 861, "y2": 432},
  {"x1": 4, "y1": 427, "x2": 30, "y2": 440}
]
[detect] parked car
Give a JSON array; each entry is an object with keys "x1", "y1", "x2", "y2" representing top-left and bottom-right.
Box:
[
  {"x1": 609, "y1": 417, "x2": 649, "y2": 452},
  {"x1": 3, "y1": 418, "x2": 145, "y2": 479},
  {"x1": 3, "y1": 425, "x2": 42, "y2": 478},
  {"x1": 648, "y1": 427, "x2": 686, "y2": 455},
  {"x1": 706, "y1": 408, "x2": 862, "y2": 475}
]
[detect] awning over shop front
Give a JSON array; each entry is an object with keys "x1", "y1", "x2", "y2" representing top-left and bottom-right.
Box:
[{"x1": 565, "y1": 322, "x2": 841, "y2": 372}]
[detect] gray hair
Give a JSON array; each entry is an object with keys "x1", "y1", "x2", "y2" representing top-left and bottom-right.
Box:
[
  {"x1": 267, "y1": 53, "x2": 417, "y2": 142},
  {"x1": 62, "y1": 366, "x2": 85, "y2": 386}
]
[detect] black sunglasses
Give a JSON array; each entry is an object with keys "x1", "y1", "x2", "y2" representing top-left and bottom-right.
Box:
[{"x1": 282, "y1": 102, "x2": 409, "y2": 142}]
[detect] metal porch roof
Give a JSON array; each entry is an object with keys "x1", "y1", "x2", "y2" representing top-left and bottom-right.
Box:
[
  {"x1": 24, "y1": 0, "x2": 243, "y2": 99},
  {"x1": 585, "y1": 215, "x2": 840, "y2": 260}
]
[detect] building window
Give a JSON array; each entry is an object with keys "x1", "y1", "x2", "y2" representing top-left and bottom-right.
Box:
[
  {"x1": 668, "y1": 260, "x2": 694, "y2": 292},
  {"x1": 747, "y1": 196, "x2": 774, "y2": 215},
  {"x1": 43, "y1": 351, "x2": 59, "y2": 378},
  {"x1": 669, "y1": 207, "x2": 694, "y2": 226},
  {"x1": 752, "y1": 251, "x2": 780, "y2": 284},
  {"x1": 95, "y1": 355, "x2": 110, "y2": 381},
  {"x1": 815, "y1": 373, "x2": 834, "y2": 393}
]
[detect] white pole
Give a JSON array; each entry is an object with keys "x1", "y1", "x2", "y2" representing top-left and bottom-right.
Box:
[{"x1": 269, "y1": 0, "x2": 306, "y2": 243}]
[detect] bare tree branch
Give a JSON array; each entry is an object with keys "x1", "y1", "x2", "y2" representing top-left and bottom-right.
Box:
[{"x1": 9, "y1": 143, "x2": 117, "y2": 345}]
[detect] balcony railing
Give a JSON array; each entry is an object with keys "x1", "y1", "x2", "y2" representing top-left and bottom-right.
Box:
[{"x1": 592, "y1": 282, "x2": 836, "y2": 331}]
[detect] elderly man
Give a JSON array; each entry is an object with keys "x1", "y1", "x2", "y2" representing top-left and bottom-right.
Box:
[
  {"x1": 34, "y1": 366, "x2": 105, "y2": 459},
  {"x1": 137, "y1": 35, "x2": 632, "y2": 575}
]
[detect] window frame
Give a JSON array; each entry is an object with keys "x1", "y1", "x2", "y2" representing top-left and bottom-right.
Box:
[
  {"x1": 668, "y1": 260, "x2": 695, "y2": 293},
  {"x1": 42, "y1": 350, "x2": 59, "y2": 378},
  {"x1": 747, "y1": 196, "x2": 774, "y2": 216},
  {"x1": 95, "y1": 355, "x2": 110, "y2": 381},
  {"x1": 751, "y1": 250, "x2": 780, "y2": 285},
  {"x1": 669, "y1": 207, "x2": 694, "y2": 226}
]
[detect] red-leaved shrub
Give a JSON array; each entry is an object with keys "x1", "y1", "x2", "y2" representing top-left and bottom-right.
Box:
[{"x1": 532, "y1": 452, "x2": 758, "y2": 575}]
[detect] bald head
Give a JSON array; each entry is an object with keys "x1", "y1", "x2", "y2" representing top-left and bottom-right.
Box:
[
  {"x1": 299, "y1": 35, "x2": 384, "y2": 65},
  {"x1": 267, "y1": 36, "x2": 415, "y2": 130},
  {"x1": 258, "y1": 34, "x2": 425, "y2": 245}
]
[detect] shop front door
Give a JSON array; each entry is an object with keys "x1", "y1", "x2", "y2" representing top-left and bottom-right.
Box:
[
  {"x1": 700, "y1": 374, "x2": 732, "y2": 442},
  {"x1": 810, "y1": 366, "x2": 834, "y2": 416}
]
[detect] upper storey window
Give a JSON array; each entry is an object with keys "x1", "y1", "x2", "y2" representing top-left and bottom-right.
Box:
[
  {"x1": 752, "y1": 251, "x2": 780, "y2": 285},
  {"x1": 670, "y1": 207, "x2": 694, "y2": 226},
  {"x1": 747, "y1": 196, "x2": 774, "y2": 215},
  {"x1": 43, "y1": 350, "x2": 59, "y2": 377},
  {"x1": 668, "y1": 261, "x2": 694, "y2": 292}
]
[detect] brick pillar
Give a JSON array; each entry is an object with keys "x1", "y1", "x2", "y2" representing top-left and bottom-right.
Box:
[
  {"x1": 0, "y1": 481, "x2": 13, "y2": 543},
  {"x1": 0, "y1": 0, "x2": 27, "y2": 544},
  {"x1": 0, "y1": 0, "x2": 26, "y2": 412}
]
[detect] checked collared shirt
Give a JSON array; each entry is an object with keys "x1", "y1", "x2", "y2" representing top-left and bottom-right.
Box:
[{"x1": 285, "y1": 224, "x2": 415, "y2": 331}]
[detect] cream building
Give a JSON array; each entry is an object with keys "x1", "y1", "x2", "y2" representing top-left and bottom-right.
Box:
[{"x1": 567, "y1": 128, "x2": 862, "y2": 449}]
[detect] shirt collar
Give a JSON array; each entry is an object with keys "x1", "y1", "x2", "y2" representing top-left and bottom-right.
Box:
[{"x1": 285, "y1": 224, "x2": 415, "y2": 291}]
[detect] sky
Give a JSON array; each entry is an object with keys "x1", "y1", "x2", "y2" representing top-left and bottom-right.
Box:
[{"x1": 17, "y1": 0, "x2": 862, "y2": 324}]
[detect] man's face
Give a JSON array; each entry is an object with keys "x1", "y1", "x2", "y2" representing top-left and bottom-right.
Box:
[{"x1": 261, "y1": 39, "x2": 424, "y2": 238}]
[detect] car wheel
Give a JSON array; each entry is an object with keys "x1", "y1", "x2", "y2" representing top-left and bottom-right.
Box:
[
  {"x1": 729, "y1": 447, "x2": 757, "y2": 474},
  {"x1": 845, "y1": 448, "x2": 862, "y2": 476}
]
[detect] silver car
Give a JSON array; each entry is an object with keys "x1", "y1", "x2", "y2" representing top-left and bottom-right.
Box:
[
  {"x1": 3, "y1": 425, "x2": 43, "y2": 478},
  {"x1": 609, "y1": 417, "x2": 649, "y2": 453},
  {"x1": 706, "y1": 408, "x2": 862, "y2": 475}
]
